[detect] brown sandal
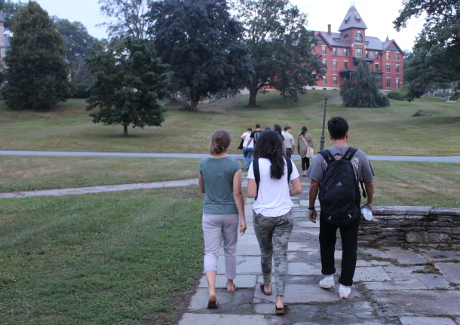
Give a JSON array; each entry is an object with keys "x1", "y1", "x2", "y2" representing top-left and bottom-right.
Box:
[
  {"x1": 275, "y1": 304, "x2": 285, "y2": 315},
  {"x1": 207, "y1": 299, "x2": 219, "y2": 309}
]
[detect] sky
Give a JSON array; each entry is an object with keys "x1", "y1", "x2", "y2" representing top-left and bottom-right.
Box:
[{"x1": 30, "y1": 0, "x2": 424, "y2": 52}]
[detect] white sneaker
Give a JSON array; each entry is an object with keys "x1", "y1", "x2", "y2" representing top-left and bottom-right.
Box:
[
  {"x1": 319, "y1": 278, "x2": 335, "y2": 289},
  {"x1": 338, "y1": 285, "x2": 351, "y2": 299}
]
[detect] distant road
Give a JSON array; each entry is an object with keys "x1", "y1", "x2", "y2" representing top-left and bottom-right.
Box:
[{"x1": 1, "y1": 150, "x2": 460, "y2": 163}]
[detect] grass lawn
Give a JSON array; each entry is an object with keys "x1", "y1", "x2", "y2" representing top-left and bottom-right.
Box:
[
  {"x1": 0, "y1": 156, "x2": 199, "y2": 192},
  {"x1": 1, "y1": 91, "x2": 459, "y2": 155},
  {"x1": 0, "y1": 188, "x2": 203, "y2": 325}
]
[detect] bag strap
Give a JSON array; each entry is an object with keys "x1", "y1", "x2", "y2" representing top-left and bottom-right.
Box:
[
  {"x1": 253, "y1": 158, "x2": 293, "y2": 200},
  {"x1": 253, "y1": 158, "x2": 260, "y2": 200}
]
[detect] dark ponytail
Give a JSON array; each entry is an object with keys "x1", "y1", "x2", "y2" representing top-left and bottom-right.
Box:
[{"x1": 253, "y1": 130, "x2": 285, "y2": 179}]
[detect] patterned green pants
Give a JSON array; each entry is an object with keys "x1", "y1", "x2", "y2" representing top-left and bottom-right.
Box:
[{"x1": 253, "y1": 211, "x2": 293, "y2": 296}]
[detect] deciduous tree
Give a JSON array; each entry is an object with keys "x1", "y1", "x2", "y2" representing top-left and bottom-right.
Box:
[
  {"x1": 149, "y1": 0, "x2": 253, "y2": 112},
  {"x1": 55, "y1": 18, "x2": 100, "y2": 84},
  {"x1": 1, "y1": 1, "x2": 73, "y2": 110},
  {"x1": 99, "y1": 0, "x2": 153, "y2": 39},
  {"x1": 233, "y1": 0, "x2": 324, "y2": 106},
  {"x1": 85, "y1": 37, "x2": 171, "y2": 135},
  {"x1": 394, "y1": 0, "x2": 460, "y2": 100}
]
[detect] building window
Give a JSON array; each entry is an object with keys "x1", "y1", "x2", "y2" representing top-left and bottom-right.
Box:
[
  {"x1": 333, "y1": 60, "x2": 337, "y2": 69},
  {"x1": 375, "y1": 63, "x2": 379, "y2": 71},
  {"x1": 396, "y1": 64, "x2": 400, "y2": 73},
  {"x1": 322, "y1": 45, "x2": 326, "y2": 54},
  {"x1": 386, "y1": 51, "x2": 390, "y2": 60},
  {"x1": 396, "y1": 78, "x2": 400, "y2": 88},
  {"x1": 355, "y1": 33, "x2": 363, "y2": 43},
  {"x1": 344, "y1": 61, "x2": 348, "y2": 69},
  {"x1": 332, "y1": 47, "x2": 337, "y2": 55},
  {"x1": 386, "y1": 78, "x2": 391, "y2": 88},
  {"x1": 323, "y1": 59, "x2": 327, "y2": 68},
  {"x1": 344, "y1": 34, "x2": 349, "y2": 39},
  {"x1": 386, "y1": 64, "x2": 390, "y2": 72},
  {"x1": 356, "y1": 48, "x2": 363, "y2": 57},
  {"x1": 344, "y1": 48, "x2": 349, "y2": 56},
  {"x1": 396, "y1": 52, "x2": 400, "y2": 60},
  {"x1": 375, "y1": 52, "x2": 380, "y2": 59},
  {"x1": 333, "y1": 74, "x2": 337, "y2": 85},
  {"x1": 311, "y1": 44, "x2": 315, "y2": 53},
  {"x1": 323, "y1": 75, "x2": 327, "y2": 85}
]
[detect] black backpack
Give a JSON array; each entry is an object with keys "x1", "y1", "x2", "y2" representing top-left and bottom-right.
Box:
[
  {"x1": 318, "y1": 147, "x2": 365, "y2": 225},
  {"x1": 252, "y1": 157, "x2": 293, "y2": 200}
]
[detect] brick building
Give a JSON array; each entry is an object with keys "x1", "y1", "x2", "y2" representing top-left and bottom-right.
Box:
[{"x1": 312, "y1": 6, "x2": 404, "y2": 90}]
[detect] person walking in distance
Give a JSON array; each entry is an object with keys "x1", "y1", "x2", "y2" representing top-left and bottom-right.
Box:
[
  {"x1": 307, "y1": 117, "x2": 374, "y2": 299},
  {"x1": 282, "y1": 125, "x2": 295, "y2": 159},
  {"x1": 298, "y1": 126, "x2": 314, "y2": 176},
  {"x1": 247, "y1": 123, "x2": 262, "y2": 149},
  {"x1": 241, "y1": 127, "x2": 253, "y2": 170},
  {"x1": 247, "y1": 130, "x2": 302, "y2": 315},
  {"x1": 199, "y1": 130, "x2": 247, "y2": 309}
]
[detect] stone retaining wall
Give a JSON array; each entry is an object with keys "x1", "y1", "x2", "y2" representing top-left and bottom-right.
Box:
[{"x1": 358, "y1": 206, "x2": 460, "y2": 247}]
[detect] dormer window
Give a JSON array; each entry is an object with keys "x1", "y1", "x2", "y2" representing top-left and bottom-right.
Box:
[
  {"x1": 344, "y1": 34, "x2": 349, "y2": 39},
  {"x1": 355, "y1": 33, "x2": 363, "y2": 43}
]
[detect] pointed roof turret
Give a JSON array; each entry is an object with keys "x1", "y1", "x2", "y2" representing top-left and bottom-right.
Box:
[{"x1": 338, "y1": 6, "x2": 367, "y2": 31}]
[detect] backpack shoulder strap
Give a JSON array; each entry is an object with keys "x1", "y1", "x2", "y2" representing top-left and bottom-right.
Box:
[
  {"x1": 343, "y1": 147, "x2": 358, "y2": 161},
  {"x1": 286, "y1": 157, "x2": 292, "y2": 183},
  {"x1": 319, "y1": 149, "x2": 334, "y2": 164},
  {"x1": 253, "y1": 158, "x2": 260, "y2": 200}
]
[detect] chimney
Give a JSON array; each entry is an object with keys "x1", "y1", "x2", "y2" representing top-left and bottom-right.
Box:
[{"x1": 328, "y1": 24, "x2": 332, "y2": 35}]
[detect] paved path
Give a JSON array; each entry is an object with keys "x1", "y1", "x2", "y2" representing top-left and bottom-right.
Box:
[
  {"x1": 2, "y1": 150, "x2": 460, "y2": 163},
  {"x1": 180, "y1": 177, "x2": 460, "y2": 325}
]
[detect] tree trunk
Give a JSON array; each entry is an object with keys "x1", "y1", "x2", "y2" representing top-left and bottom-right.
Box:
[
  {"x1": 123, "y1": 125, "x2": 128, "y2": 136},
  {"x1": 248, "y1": 88, "x2": 258, "y2": 107},
  {"x1": 190, "y1": 98, "x2": 199, "y2": 112}
]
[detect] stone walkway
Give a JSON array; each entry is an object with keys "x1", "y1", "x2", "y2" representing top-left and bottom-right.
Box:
[{"x1": 180, "y1": 177, "x2": 460, "y2": 325}]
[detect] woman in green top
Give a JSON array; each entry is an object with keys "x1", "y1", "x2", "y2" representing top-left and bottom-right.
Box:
[{"x1": 199, "y1": 129, "x2": 247, "y2": 309}]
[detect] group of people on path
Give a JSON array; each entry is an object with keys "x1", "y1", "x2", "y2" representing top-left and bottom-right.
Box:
[
  {"x1": 240, "y1": 124, "x2": 315, "y2": 177},
  {"x1": 199, "y1": 117, "x2": 375, "y2": 315}
]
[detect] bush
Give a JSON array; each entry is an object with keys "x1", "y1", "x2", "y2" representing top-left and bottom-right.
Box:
[
  {"x1": 72, "y1": 83, "x2": 91, "y2": 98},
  {"x1": 387, "y1": 90, "x2": 406, "y2": 101}
]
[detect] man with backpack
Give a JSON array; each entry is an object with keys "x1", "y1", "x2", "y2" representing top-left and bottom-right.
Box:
[{"x1": 306, "y1": 117, "x2": 374, "y2": 299}]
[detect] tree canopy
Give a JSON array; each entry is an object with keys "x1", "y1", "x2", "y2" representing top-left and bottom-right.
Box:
[
  {"x1": 55, "y1": 18, "x2": 100, "y2": 84},
  {"x1": 340, "y1": 60, "x2": 389, "y2": 107},
  {"x1": 98, "y1": 0, "x2": 153, "y2": 39},
  {"x1": 233, "y1": 0, "x2": 324, "y2": 106},
  {"x1": 149, "y1": 0, "x2": 253, "y2": 112},
  {"x1": 85, "y1": 37, "x2": 171, "y2": 135},
  {"x1": 394, "y1": 0, "x2": 460, "y2": 100},
  {"x1": 1, "y1": 1, "x2": 73, "y2": 110},
  {"x1": 0, "y1": 0, "x2": 26, "y2": 32}
]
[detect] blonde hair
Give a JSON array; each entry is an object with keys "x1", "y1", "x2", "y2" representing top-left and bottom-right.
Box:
[{"x1": 210, "y1": 129, "x2": 231, "y2": 155}]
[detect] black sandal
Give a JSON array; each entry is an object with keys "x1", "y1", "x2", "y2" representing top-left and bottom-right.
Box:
[
  {"x1": 260, "y1": 284, "x2": 272, "y2": 296},
  {"x1": 275, "y1": 304, "x2": 285, "y2": 315}
]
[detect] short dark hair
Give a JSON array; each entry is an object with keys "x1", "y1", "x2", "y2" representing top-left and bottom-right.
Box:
[
  {"x1": 284, "y1": 125, "x2": 291, "y2": 131},
  {"x1": 253, "y1": 130, "x2": 285, "y2": 179},
  {"x1": 247, "y1": 128, "x2": 252, "y2": 132},
  {"x1": 327, "y1": 117, "x2": 349, "y2": 140},
  {"x1": 255, "y1": 123, "x2": 261, "y2": 128}
]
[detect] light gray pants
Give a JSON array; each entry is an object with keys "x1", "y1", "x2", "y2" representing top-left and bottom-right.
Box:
[
  {"x1": 253, "y1": 211, "x2": 293, "y2": 296},
  {"x1": 202, "y1": 213, "x2": 239, "y2": 279}
]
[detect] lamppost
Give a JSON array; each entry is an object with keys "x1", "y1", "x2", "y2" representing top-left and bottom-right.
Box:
[{"x1": 319, "y1": 98, "x2": 328, "y2": 151}]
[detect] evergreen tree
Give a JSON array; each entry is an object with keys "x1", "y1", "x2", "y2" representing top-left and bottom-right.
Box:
[
  {"x1": 85, "y1": 37, "x2": 171, "y2": 136},
  {"x1": 341, "y1": 60, "x2": 389, "y2": 107},
  {"x1": 1, "y1": 1, "x2": 73, "y2": 110}
]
